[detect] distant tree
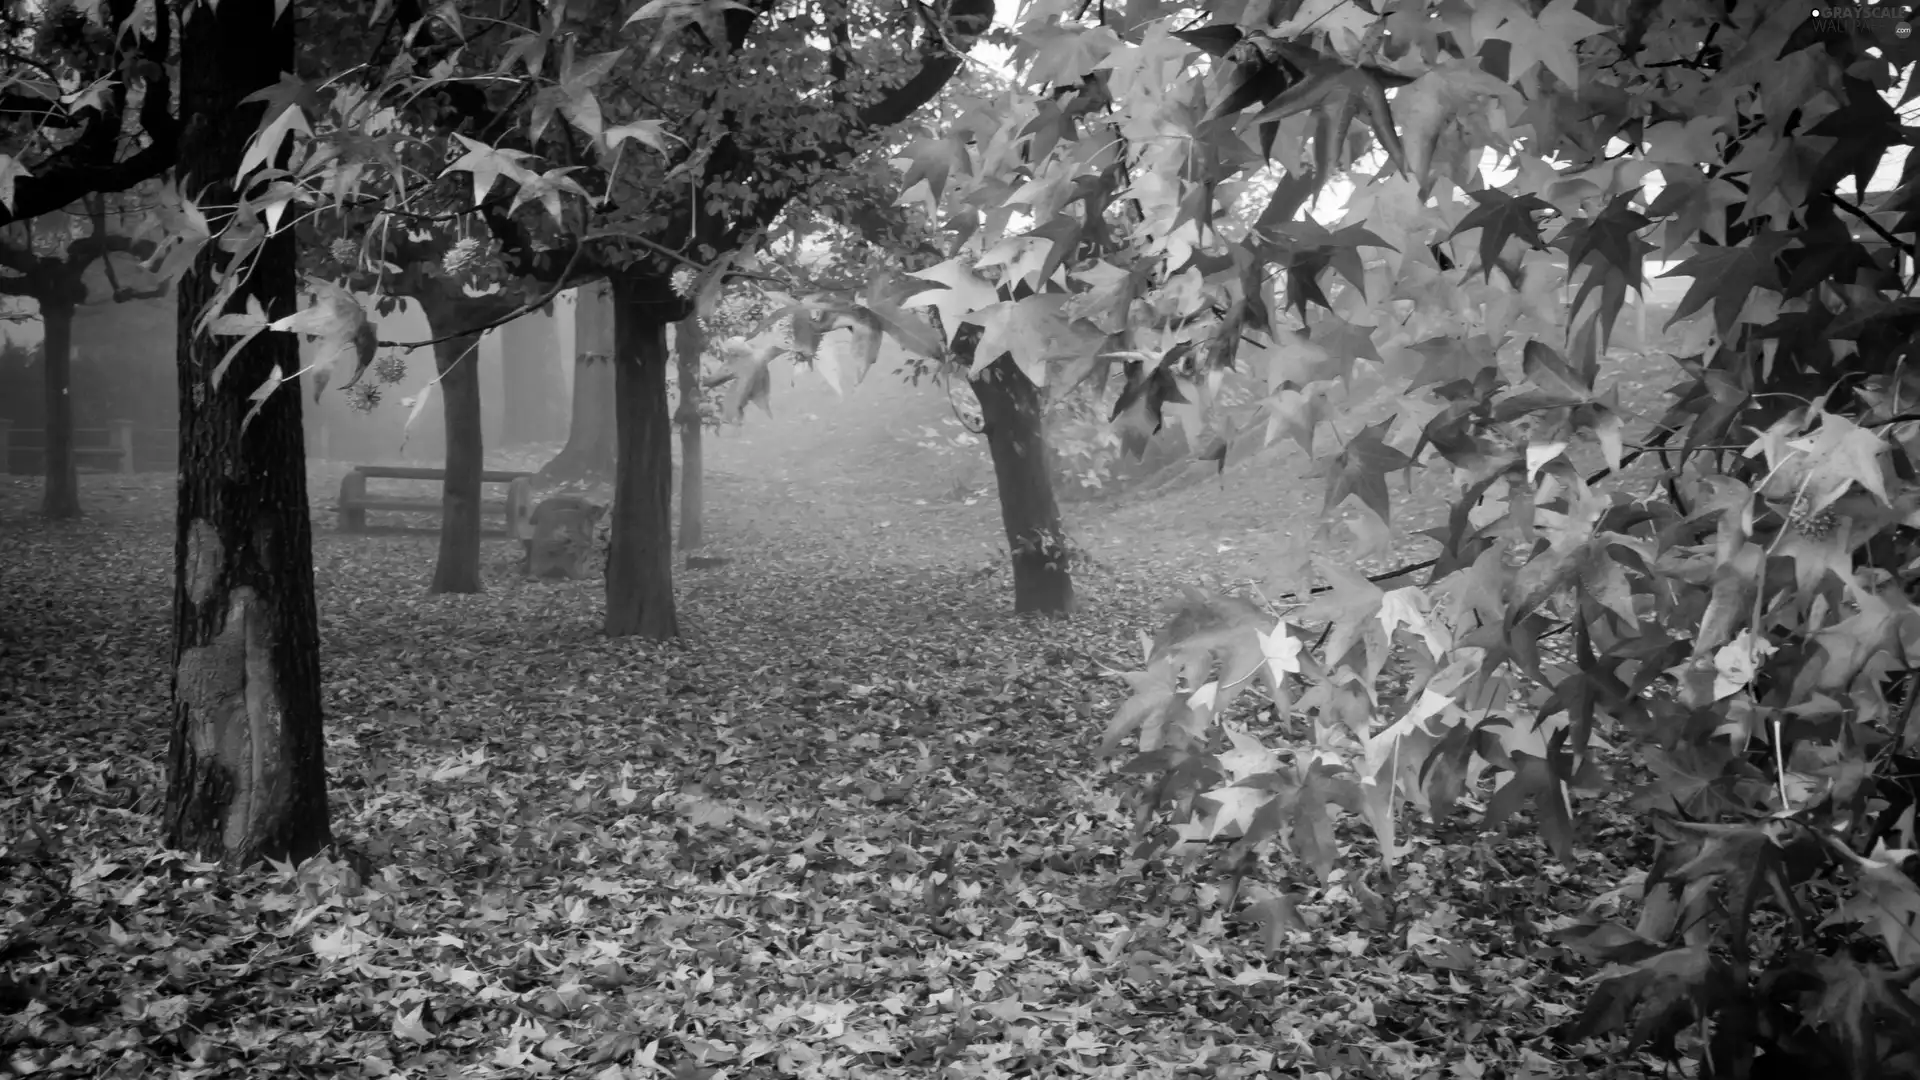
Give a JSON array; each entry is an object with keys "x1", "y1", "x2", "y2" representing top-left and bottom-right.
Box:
[
  {"x1": 303, "y1": 215, "x2": 522, "y2": 595},
  {"x1": 543, "y1": 281, "x2": 617, "y2": 483},
  {"x1": 0, "y1": 194, "x2": 162, "y2": 517},
  {"x1": 498, "y1": 311, "x2": 567, "y2": 447}
]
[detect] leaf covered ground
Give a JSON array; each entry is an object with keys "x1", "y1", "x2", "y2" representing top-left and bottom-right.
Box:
[{"x1": 0, "y1": 380, "x2": 1673, "y2": 1078}]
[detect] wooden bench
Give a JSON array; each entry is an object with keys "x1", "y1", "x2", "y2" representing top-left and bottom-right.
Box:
[
  {"x1": 336, "y1": 465, "x2": 536, "y2": 536},
  {"x1": 0, "y1": 419, "x2": 175, "y2": 475}
]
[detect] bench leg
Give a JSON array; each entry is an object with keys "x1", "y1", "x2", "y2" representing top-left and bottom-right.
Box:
[{"x1": 338, "y1": 472, "x2": 367, "y2": 532}]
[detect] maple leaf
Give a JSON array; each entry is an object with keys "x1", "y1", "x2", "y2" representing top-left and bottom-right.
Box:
[
  {"x1": 1780, "y1": 201, "x2": 1895, "y2": 299},
  {"x1": 392, "y1": 1003, "x2": 434, "y2": 1045},
  {"x1": 1110, "y1": 360, "x2": 1190, "y2": 459},
  {"x1": 1204, "y1": 52, "x2": 1295, "y2": 121},
  {"x1": 1406, "y1": 335, "x2": 1497, "y2": 393},
  {"x1": 440, "y1": 134, "x2": 540, "y2": 211},
  {"x1": 1018, "y1": 22, "x2": 1122, "y2": 88},
  {"x1": 508, "y1": 166, "x2": 591, "y2": 224},
  {"x1": 1645, "y1": 167, "x2": 1744, "y2": 254},
  {"x1": 1448, "y1": 189, "x2": 1553, "y2": 280},
  {"x1": 527, "y1": 43, "x2": 627, "y2": 144},
  {"x1": 1478, "y1": 0, "x2": 1608, "y2": 88},
  {"x1": 1061, "y1": 259, "x2": 1140, "y2": 332},
  {"x1": 1262, "y1": 221, "x2": 1393, "y2": 321},
  {"x1": 902, "y1": 257, "x2": 1000, "y2": 344},
  {"x1": 1482, "y1": 751, "x2": 1577, "y2": 865},
  {"x1": 237, "y1": 73, "x2": 322, "y2": 180},
  {"x1": 1309, "y1": 317, "x2": 1381, "y2": 366},
  {"x1": 708, "y1": 338, "x2": 775, "y2": 421},
  {"x1": 815, "y1": 308, "x2": 883, "y2": 394},
  {"x1": 1562, "y1": 193, "x2": 1652, "y2": 289},
  {"x1": 604, "y1": 119, "x2": 678, "y2": 155},
  {"x1": 859, "y1": 294, "x2": 943, "y2": 360},
  {"x1": 895, "y1": 134, "x2": 972, "y2": 202},
  {"x1": 0, "y1": 152, "x2": 28, "y2": 213},
  {"x1": 270, "y1": 280, "x2": 376, "y2": 400},
  {"x1": 1799, "y1": 955, "x2": 1920, "y2": 1079},
  {"x1": 1323, "y1": 419, "x2": 1412, "y2": 527},
  {"x1": 1022, "y1": 215, "x2": 1083, "y2": 288},
  {"x1": 1552, "y1": 195, "x2": 1657, "y2": 344},
  {"x1": 1660, "y1": 231, "x2": 1791, "y2": 335},
  {"x1": 1566, "y1": 947, "x2": 1739, "y2": 1051},
  {"x1": 1808, "y1": 76, "x2": 1906, "y2": 199},
  {"x1": 1263, "y1": 385, "x2": 1329, "y2": 455},
  {"x1": 1785, "y1": 411, "x2": 1893, "y2": 513},
  {"x1": 1251, "y1": 57, "x2": 1405, "y2": 181},
  {"x1": 1416, "y1": 402, "x2": 1510, "y2": 482},
  {"x1": 625, "y1": 0, "x2": 750, "y2": 58},
  {"x1": 1099, "y1": 657, "x2": 1184, "y2": 756}
]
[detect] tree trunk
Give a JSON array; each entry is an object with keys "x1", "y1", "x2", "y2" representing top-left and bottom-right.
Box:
[
  {"x1": 541, "y1": 282, "x2": 617, "y2": 481},
  {"x1": 39, "y1": 300, "x2": 80, "y2": 519},
  {"x1": 605, "y1": 276, "x2": 678, "y2": 639},
  {"x1": 164, "y1": 1, "x2": 329, "y2": 867},
  {"x1": 674, "y1": 315, "x2": 706, "y2": 550},
  {"x1": 973, "y1": 353, "x2": 1076, "y2": 615},
  {"x1": 499, "y1": 312, "x2": 562, "y2": 445},
  {"x1": 424, "y1": 305, "x2": 484, "y2": 595}
]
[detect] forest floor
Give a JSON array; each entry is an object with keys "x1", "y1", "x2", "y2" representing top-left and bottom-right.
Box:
[{"x1": 0, "y1": 349, "x2": 1680, "y2": 1080}]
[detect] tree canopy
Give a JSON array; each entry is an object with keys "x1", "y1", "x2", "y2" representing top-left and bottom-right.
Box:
[{"x1": 10, "y1": 0, "x2": 1920, "y2": 1069}]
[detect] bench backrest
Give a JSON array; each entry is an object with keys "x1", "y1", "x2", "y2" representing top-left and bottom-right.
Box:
[{"x1": 354, "y1": 466, "x2": 535, "y2": 483}]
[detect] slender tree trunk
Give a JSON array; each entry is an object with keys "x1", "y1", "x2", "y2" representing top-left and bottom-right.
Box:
[
  {"x1": 542, "y1": 282, "x2": 617, "y2": 481},
  {"x1": 424, "y1": 305, "x2": 484, "y2": 595},
  {"x1": 39, "y1": 300, "x2": 80, "y2": 519},
  {"x1": 499, "y1": 312, "x2": 562, "y2": 445},
  {"x1": 973, "y1": 353, "x2": 1075, "y2": 615},
  {"x1": 674, "y1": 315, "x2": 706, "y2": 550},
  {"x1": 164, "y1": 1, "x2": 329, "y2": 866},
  {"x1": 605, "y1": 276, "x2": 678, "y2": 639}
]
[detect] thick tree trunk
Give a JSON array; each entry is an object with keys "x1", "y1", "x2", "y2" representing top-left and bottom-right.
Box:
[
  {"x1": 164, "y1": 1, "x2": 329, "y2": 866},
  {"x1": 39, "y1": 301, "x2": 80, "y2": 519},
  {"x1": 973, "y1": 353, "x2": 1076, "y2": 615},
  {"x1": 499, "y1": 312, "x2": 563, "y2": 445},
  {"x1": 425, "y1": 309, "x2": 484, "y2": 595},
  {"x1": 541, "y1": 282, "x2": 617, "y2": 481},
  {"x1": 674, "y1": 315, "x2": 706, "y2": 550},
  {"x1": 605, "y1": 276, "x2": 678, "y2": 639}
]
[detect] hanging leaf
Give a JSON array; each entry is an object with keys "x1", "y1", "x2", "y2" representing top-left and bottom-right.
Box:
[{"x1": 269, "y1": 280, "x2": 377, "y2": 400}]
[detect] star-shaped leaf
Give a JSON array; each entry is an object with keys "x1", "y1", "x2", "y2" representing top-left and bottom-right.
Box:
[
  {"x1": 1448, "y1": 189, "x2": 1553, "y2": 280},
  {"x1": 895, "y1": 135, "x2": 972, "y2": 202},
  {"x1": 508, "y1": 166, "x2": 591, "y2": 224},
  {"x1": 1480, "y1": 0, "x2": 1608, "y2": 88},
  {"x1": 1251, "y1": 59, "x2": 1406, "y2": 180},
  {"x1": 1661, "y1": 231, "x2": 1791, "y2": 335},
  {"x1": 1309, "y1": 317, "x2": 1381, "y2": 366},
  {"x1": 1407, "y1": 335, "x2": 1497, "y2": 392},
  {"x1": 903, "y1": 257, "x2": 1001, "y2": 345},
  {"x1": 1324, "y1": 418, "x2": 1412, "y2": 524},
  {"x1": 440, "y1": 134, "x2": 540, "y2": 210},
  {"x1": 1808, "y1": 76, "x2": 1906, "y2": 199},
  {"x1": 529, "y1": 43, "x2": 627, "y2": 144},
  {"x1": 1644, "y1": 168, "x2": 1743, "y2": 254}
]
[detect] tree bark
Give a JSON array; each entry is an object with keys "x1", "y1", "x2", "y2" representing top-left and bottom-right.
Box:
[
  {"x1": 674, "y1": 314, "x2": 706, "y2": 550},
  {"x1": 605, "y1": 275, "x2": 678, "y2": 639},
  {"x1": 164, "y1": 1, "x2": 329, "y2": 866},
  {"x1": 541, "y1": 282, "x2": 617, "y2": 481},
  {"x1": 421, "y1": 296, "x2": 485, "y2": 594},
  {"x1": 973, "y1": 352, "x2": 1076, "y2": 615},
  {"x1": 39, "y1": 301, "x2": 80, "y2": 519},
  {"x1": 499, "y1": 312, "x2": 562, "y2": 445}
]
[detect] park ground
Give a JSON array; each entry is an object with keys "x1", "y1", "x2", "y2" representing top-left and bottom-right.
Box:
[{"x1": 0, "y1": 349, "x2": 1678, "y2": 1079}]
